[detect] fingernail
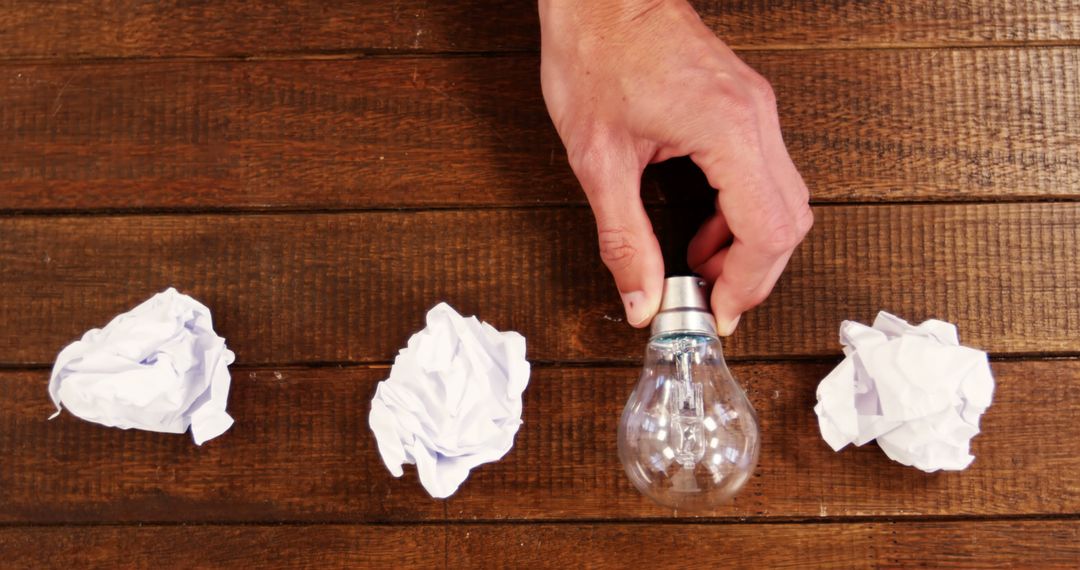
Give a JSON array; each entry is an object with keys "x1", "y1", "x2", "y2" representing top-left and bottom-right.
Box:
[
  {"x1": 716, "y1": 314, "x2": 741, "y2": 337},
  {"x1": 621, "y1": 290, "x2": 650, "y2": 327}
]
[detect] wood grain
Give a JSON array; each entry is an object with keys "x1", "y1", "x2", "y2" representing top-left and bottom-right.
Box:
[
  {"x1": 1, "y1": 521, "x2": 1076, "y2": 568},
  {"x1": 0, "y1": 1, "x2": 1077, "y2": 58},
  {"x1": 0, "y1": 524, "x2": 446, "y2": 568},
  {"x1": 0, "y1": 204, "x2": 1076, "y2": 366},
  {"x1": 1, "y1": 49, "x2": 1077, "y2": 211},
  {"x1": 2, "y1": 360, "x2": 1076, "y2": 523},
  {"x1": 448, "y1": 521, "x2": 1080, "y2": 569},
  {"x1": 2, "y1": 2, "x2": 1074, "y2": 564}
]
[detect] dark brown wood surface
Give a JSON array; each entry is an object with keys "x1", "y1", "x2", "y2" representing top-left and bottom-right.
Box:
[
  {"x1": 0, "y1": 520, "x2": 1076, "y2": 569},
  {"x1": 449, "y1": 521, "x2": 1080, "y2": 568},
  {"x1": 1, "y1": 1, "x2": 1077, "y2": 566},
  {"x1": 2, "y1": 361, "x2": 1076, "y2": 523},
  {"x1": 1, "y1": 205, "x2": 1076, "y2": 365},
  {"x1": 2, "y1": 49, "x2": 1077, "y2": 211},
  {"x1": 1, "y1": 1, "x2": 1077, "y2": 58}
]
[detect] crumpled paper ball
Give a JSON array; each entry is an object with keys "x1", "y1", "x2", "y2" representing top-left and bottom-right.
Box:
[
  {"x1": 814, "y1": 311, "x2": 994, "y2": 472},
  {"x1": 369, "y1": 302, "x2": 530, "y2": 498},
  {"x1": 49, "y1": 288, "x2": 236, "y2": 445}
]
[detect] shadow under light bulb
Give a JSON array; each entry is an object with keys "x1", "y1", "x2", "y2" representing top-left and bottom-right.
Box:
[{"x1": 618, "y1": 276, "x2": 760, "y2": 510}]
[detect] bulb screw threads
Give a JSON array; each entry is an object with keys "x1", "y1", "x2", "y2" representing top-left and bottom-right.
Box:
[{"x1": 650, "y1": 276, "x2": 718, "y2": 339}]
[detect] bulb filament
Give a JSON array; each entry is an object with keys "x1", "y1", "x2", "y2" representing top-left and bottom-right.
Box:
[{"x1": 672, "y1": 339, "x2": 705, "y2": 469}]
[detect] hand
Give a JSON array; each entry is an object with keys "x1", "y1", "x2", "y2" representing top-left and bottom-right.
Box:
[{"x1": 539, "y1": 0, "x2": 813, "y2": 335}]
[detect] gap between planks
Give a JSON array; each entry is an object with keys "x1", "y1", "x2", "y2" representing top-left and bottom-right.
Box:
[
  {"x1": 0, "y1": 512, "x2": 1078, "y2": 529},
  {"x1": 2, "y1": 354, "x2": 1079, "y2": 372},
  {"x1": 0, "y1": 39, "x2": 1079, "y2": 65},
  {"x1": 4, "y1": 196, "x2": 1080, "y2": 218}
]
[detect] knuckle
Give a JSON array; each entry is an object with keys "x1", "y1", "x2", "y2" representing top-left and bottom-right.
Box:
[
  {"x1": 705, "y1": 69, "x2": 776, "y2": 123},
  {"x1": 565, "y1": 128, "x2": 617, "y2": 189},
  {"x1": 755, "y1": 219, "x2": 804, "y2": 256},
  {"x1": 722, "y1": 88, "x2": 758, "y2": 120},
  {"x1": 566, "y1": 137, "x2": 595, "y2": 172},
  {"x1": 745, "y1": 71, "x2": 776, "y2": 107},
  {"x1": 597, "y1": 227, "x2": 637, "y2": 271},
  {"x1": 795, "y1": 203, "x2": 815, "y2": 236},
  {"x1": 748, "y1": 196, "x2": 813, "y2": 256},
  {"x1": 703, "y1": 73, "x2": 756, "y2": 117}
]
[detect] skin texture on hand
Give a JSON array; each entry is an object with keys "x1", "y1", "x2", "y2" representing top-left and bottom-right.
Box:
[{"x1": 539, "y1": 0, "x2": 813, "y2": 335}]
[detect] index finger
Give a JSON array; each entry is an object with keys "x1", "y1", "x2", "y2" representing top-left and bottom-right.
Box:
[
  {"x1": 693, "y1": 237, "x2": 795, "y2": 335},
  {"x1": 689, "y1": 132, "x2": 807, "y2": 334}
]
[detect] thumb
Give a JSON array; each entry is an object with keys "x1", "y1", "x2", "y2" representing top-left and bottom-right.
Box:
[{"x1": 573, "y1": 144, "x2": 665, "y2": 327}]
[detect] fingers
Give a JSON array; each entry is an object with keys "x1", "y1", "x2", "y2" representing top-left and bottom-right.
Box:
[
  {"x1": 571, "y1": 138, "x2": 665, "y2": 328},
  {"x1": 692, "y1": 156, "x2": 801, "y2": 334},
  {"x1": 754, "y1": 75, "x2": 813, "y2": 226},
  {"x1": 700, "y1": 241, "x2": 795, "y2": 336},
  {"x1": 687, "y1": 211, "x2": 731, "y2": 269},
  {"x1": 687, "y1": 76, "x2": 812, "y2": 334}
]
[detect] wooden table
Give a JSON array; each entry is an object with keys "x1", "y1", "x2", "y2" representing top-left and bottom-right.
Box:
[{"x1": 1, "y1": 2, "x2": 1078, "y2": 568}]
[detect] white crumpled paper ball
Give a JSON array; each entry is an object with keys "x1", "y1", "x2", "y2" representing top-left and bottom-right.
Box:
[
  {"x1": 814, "y1": 312, "x2": 995, "y2": 472},
  {"x1": 369, "y1": 302, "x2": 530, "y2": 498},
  {"x1": 49, "y1": 288, "x2": 236, "y2": 445}
]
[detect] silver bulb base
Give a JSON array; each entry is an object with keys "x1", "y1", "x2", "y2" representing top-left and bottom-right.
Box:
[{"x1": 650, "y1": 276, "x2": 717, "y2": 339}]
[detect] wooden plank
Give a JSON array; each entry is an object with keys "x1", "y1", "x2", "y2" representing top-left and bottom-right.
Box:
[
  {"x1": 0, "y1": 1, "x2": 1077, "y2": 58},
  {"x1": 0, "y1": 524, "x2": 446, "y2": 568},
  {"x1": 0, "y1": 204, "x2": 1076, "y2": 365},
  {"x1": 1, "y1": 49, "x2": 1077, "y2": 211},
  {"x1": 1, "y1": 361, "x2": 1076, "y2": 523},
  {"x1": 0, "y1": 1, "x2": 538, "y2": 58},
  {"x1": 0, "y1": 521, "x2": 1076, "y2": 569},
  {"x1": 701, "y1": 1, "x2": 1080, "y2": 49},
  {"x1": 448, "y1": 521, "x2": 1080, "y2": 568}
]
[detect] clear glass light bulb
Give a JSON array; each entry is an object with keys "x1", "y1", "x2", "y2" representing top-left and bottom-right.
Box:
[{"x1": 617, "y1": 277, "x2": 760, "y2": 510}]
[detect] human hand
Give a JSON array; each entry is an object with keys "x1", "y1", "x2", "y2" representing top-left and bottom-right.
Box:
[{"x1": 539, "y1": 0, "x2": 812, "y2": 335}]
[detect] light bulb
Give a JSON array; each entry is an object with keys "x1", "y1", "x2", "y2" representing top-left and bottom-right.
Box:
[{"x1": 618, "y1": 276, "x2": 760, "y2": 510}]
